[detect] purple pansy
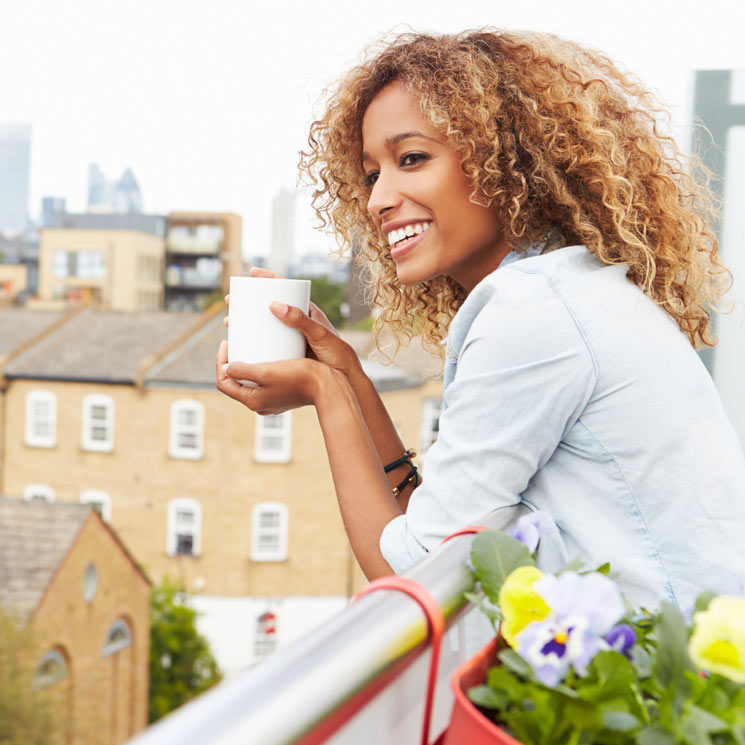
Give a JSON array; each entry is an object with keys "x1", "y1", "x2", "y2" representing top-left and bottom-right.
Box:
[
  {"x1": 514, "y1": 571, "x2": 625, "y2": 686},
  {"x1": 509, "y1": 511, "x2": 558, "y2": 554},
  {"x1": 605, "y1": 624, "x2": 636, "y2": 656}
]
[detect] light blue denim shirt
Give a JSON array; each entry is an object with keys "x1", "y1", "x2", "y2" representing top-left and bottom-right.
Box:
[{"x1": 380, "y1": 245, "x2": 745, "y2": 610}]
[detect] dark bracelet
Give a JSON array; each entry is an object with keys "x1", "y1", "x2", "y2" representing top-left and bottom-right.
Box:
[
  {"x1": 392, "y1": 462, "x2": 419, "y2": 497},
  {"x1": 384, "y1": 448, "x2": 417, "y2": 473}
]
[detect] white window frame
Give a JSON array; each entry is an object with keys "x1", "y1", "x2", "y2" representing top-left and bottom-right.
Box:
[
  {"x1": 166, "y1": 498, "x2": 202, "y2": 557},
  {"x1": 251, "y1": 502, "x2": 288, "y2": 562},
  {"x1": 253, "y1": 412, "x2": 292, "y2": 463},
  {"x1": 169, "y1": 399, "x2": 205, "y2": 460},
  {"x1": 23, "y1": 484, "x2": 56, "y2": 502},
  {"x1": 33, "y1": 649, "x2": 69, "y2": 688},
  {"x1": 81, "y1": 393, "x2": 115, "y2": 452},
  {"x1": 25, "y1": 390, "x2": 57, "y2": 448},
  {"x1": 419, "y1": 397, "x2": 443, "y2": 455},
  {"x1": 80, "y1": 489, "x2": 112, "y2": 523},
  {"x1": 102, "y1": 619, "x2": 132, "y2": 657}
]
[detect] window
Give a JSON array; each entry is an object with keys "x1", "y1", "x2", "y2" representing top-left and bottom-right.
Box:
[
  {"x1": 52, "y1": 250, "x2": 105, "y2": 279},
  {"x1": 23, "y1": 484, "x2": 55, "y2": 502},
  {"x1": 102, "y1": 620, "x2": 132, "y2": 657},
  {"x1": 251, "y1": 502, "x2": 288, "y2": 562},
  {"x1": 254, "y1": 412, "x2": 292, "y2": 463},
  {"x1": 81, "y1": 394, "x2": 114, "y2": 452},
  {"x1": 34, "y1": 649, "x2": 68, "y2": 688},
  {"x1": 169, "y1": 400, "x2": 204, "y2": 459},
  {"x1": 25, "y1": 390, "x2": 57, "y2": 448},
  {"x1": 80, "y1": 489, "x2": 112, "y2": 522},
  {"x1": 420, "y1": 397, "x2": 443, "y2": 455},
  {"x1": 167, "y1": 498, "x2": 202, "y2": 557}
]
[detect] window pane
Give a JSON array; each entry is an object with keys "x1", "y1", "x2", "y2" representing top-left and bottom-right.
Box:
[
  {"x1": 259, "y1": 512, "x2": 280, "y2": 528},
  {"x1": 33, "y1": 421, "x2": 50, "y2": 438},
  {"x1": 91, "y1": 405, "x2": 107, "y2": 421},
  {"x1": 178, "y1": 432, "x2": 197, "y2": 449},
  {"x1": 176, "y1": 533, "x2": 194, "y2": 555},
  {"x1": 179, "y1": 409, "x2": 197, "y2": 427},
  {"x1": 91, "y1": 426, "x2": 108, "y2": 441},
  {"x1": 262, "y1": 436, "x2": 283, "y2": 451},
  {"x1": 176, "y1": 509, "x2": 194, "y2": 525}
]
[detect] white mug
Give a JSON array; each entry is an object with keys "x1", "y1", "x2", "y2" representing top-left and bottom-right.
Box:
[{"x1": 228, "y1": 276, "x2": 311, "y2": 386}]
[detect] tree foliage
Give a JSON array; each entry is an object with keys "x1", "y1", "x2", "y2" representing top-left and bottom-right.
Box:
[
  {"x1": 148, "y1": 580, "x2": 222, "y2": 723},
  {"x1": 0, "y1": 607, "x2": 53, "y2": 745},
  {"x1": 306, "y1": 276, "x2": 348, "y2": 328}
]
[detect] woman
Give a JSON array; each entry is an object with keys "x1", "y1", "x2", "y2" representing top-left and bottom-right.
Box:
[{"x1": 217, "y1": 30, "x2": 745, "y2": 609}]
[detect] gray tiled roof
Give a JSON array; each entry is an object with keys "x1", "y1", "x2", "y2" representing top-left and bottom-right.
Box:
[
  {"x1": 0, "y1": 308, "x2": 68, "y2": 358},
  {"x1": 0, "y1": 498, "x2": 91, "y2": 621},
  {"x1": 4, "y1": 308, "x2": 201, "y2": 383},
  {"x1": 146, "y1": 314, "x2": 226, "y2": 386}
]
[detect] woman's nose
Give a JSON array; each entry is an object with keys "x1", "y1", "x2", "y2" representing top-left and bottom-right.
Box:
[{"x1": 366, "y1": 171, "x2": 401, "y2": 219}]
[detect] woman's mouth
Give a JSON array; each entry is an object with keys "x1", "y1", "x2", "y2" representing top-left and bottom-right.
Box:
[{"x1": 386, "y1": 221, "x2": 431, "y2": 258}]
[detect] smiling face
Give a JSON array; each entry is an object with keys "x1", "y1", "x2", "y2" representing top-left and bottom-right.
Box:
[{"x1": 361, "y1": 81, "x2": 511, "y2": 290}]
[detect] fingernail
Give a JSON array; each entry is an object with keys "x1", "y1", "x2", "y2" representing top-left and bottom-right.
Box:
[
  {"x1": 270, "y1": 301, "x2": 288, "y2": 315},
  {"x1": 222, "y1": 363, "x2": 230, "y2": 375}
]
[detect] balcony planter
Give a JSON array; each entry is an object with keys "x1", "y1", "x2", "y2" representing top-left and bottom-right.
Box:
[{"x1": 437, "y1": 638, "x2": 522, "y2": 745}]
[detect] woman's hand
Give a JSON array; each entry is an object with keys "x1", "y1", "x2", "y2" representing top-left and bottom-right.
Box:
[{"x1": 216, "y1": 339, "x2": 329, "y2": 415}]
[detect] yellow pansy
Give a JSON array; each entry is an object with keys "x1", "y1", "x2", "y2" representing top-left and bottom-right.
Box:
[
  {"x1": 498, "y1": 565, "x2": 551, "y2": 648},
  {"x1": 689, "y1": 596, "x2": 745, "y2": 684}
]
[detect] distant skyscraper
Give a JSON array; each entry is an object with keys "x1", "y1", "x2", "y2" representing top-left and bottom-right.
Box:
[
  {"x1": 0, "y1": 123, "x2": 31, "y2": 236},
  {"x1": 41, "y1": 196, "x2": 66, "y2": 228},
  {"x1": 269, "y1": 188, "x2": 295, "y2": 275},
  {"x1": 87, "y1": 163, "x2": 143, "y2": 214}
]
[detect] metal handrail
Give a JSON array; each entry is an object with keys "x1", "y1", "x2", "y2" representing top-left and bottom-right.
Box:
[{"x1": 125, "y1": 526, "x2": 492, "y2": 745}]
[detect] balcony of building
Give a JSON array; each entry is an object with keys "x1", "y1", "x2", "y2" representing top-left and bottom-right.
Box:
[{"x1": 125, "y1": 515, "x2": 495, "y2": 745}]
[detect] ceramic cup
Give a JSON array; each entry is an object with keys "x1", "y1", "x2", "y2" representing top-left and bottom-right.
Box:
[{"x1": 227, "y1": 276, "x2": 311, "y2": 386}]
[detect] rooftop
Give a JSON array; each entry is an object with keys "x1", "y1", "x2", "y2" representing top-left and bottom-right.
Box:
[
  {"x1": 0, "y1": 498, "x2": 92, "y2": 621},
  {"x1": 0, "y1": 307, "x2": 69, "y2": 359},
  {"x1": 4, "y1": 308, "x2": 202, "y2": 383}
]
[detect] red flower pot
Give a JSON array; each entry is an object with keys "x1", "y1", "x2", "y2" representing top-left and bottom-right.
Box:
[{"x1": 437, "y1": 639, "x2": 523, "y2": 745}]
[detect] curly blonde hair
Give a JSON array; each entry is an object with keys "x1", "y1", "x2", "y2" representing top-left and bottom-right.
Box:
[{"x1": 299, "y1": 29, "x2": 729, "y2": 355}]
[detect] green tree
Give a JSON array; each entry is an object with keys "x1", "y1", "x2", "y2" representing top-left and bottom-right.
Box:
[
  {"x1": 0, "y1": 608, "x2": 53, "y2": 745},
  {"x1": 304, "y1": 276, "x2": 348, "y2": 328},
  {"x1": 148, "y1": 580, "x2": 222, "y2": 723}
]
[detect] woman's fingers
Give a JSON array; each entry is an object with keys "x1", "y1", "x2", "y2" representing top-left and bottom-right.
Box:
[
  {"x1": 249, "y1": 267, "x2": 283, "y2": 279},
  {"x1": 270, "y1": 302, "x2": 329, "y2": 345}
]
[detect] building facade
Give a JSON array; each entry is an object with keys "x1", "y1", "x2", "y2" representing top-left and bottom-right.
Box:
[
  {"x1": 0, "y1": 307, "x2": 443, "y2": 676},
  {"x1": 0, "y1": 499, "x2": 151, "y2": 745},
  {"x1": 164, "y1": 211, "x2": 242, "y2": 311}
]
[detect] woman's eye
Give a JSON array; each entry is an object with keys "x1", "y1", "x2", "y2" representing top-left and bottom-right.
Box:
[
  {"x1": 400, "y1": 152, "x2": 428, "y2": 167},
  {"x1": 363, "y1": 171, "x2": 379, "y2": 187}
]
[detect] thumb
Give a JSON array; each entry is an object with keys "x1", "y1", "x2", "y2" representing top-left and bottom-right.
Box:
[{"x1": 270, "y1": 302, "x2": 325, "y2": 343}]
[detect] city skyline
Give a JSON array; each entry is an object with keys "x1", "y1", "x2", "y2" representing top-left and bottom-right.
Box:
[{"x1": 2, "y1": 0, "x2": 745, "y2": 258}]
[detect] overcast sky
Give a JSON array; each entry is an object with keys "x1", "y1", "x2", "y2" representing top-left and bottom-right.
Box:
[{"x1": 2, "y1": 0, "x2": 745, "y2": 258}]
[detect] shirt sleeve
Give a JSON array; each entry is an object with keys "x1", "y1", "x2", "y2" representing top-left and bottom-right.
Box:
[{"x1": 379, "y1": 269, "x2": 598, "y2": 573}]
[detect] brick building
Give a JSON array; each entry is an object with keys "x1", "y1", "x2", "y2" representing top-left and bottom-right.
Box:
[
  {"x1": 0, "y1": 306, "x2": 443, "y2": 677},
  {"x1": 0, "y1": 498, "x2": 151, "y2": 745}
]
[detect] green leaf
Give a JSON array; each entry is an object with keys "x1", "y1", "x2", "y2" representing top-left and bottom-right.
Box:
[
  {"x1": 593, "y1": 561, "x2": 612, "y2": 575},
  {"x1": 601, "y1": 709, "x2": 639, "y2": 731},
  {"x1": 497, "y1": 648, "x2": 533, "y2": 679},
  {"x1": 683, "y1": 705, "x2": 728, "y2": 733},
  {"x1": 632, "y1": 645, "x2": 654, "y2": 678},
  {"x1": 654, "y1": 602, "x2": 696, "y2": 689},
  {"x1": 693, "y1": 590, "x2": 718, "y2": 616},
  {"x1": 467, "y1": 684, "x2": 508, "y2": 710},
  {"x1": 638, "y1": 724, "x2": 678, "y2": 745},
  {"x1": 470, "y1": 530, "x2": 534, "y2": 603},
  {"x1": 681, "y1": 713, "x2": 714, "y2": 745}
]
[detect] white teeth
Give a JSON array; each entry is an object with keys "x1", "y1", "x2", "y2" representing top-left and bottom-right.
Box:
[{"x1": 386, "y1": 221, "x2": 431, "y2": 246}]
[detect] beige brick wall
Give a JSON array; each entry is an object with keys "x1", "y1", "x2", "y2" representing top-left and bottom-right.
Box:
[
  {"x1": 38, "y1": 229, "x2": 165, "y2": 311},
  {"x1": 3, "y1": 377, "x2": 443, "y2": 598},
  {"x1": 31, "y1": 513, "x2": 150, "y2": 745},
  {"x1": 0, "y1": 263, "x2": 28, "y2": 297}
]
